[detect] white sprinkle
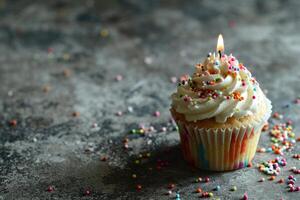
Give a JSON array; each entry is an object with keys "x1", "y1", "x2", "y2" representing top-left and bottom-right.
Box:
[
  {"x1": 144, "y1": 56, "x2": 153, "y2": 65},
  {"x1": 127, "y1": 106, "x2": 133, "y2": 112},
  {"x1": 170, "y1": 76, "x2": 177, "y2": 83}
]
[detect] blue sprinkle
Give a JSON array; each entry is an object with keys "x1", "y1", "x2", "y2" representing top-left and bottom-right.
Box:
[{"x1": 266, "y1": 147, "x2": 272, "y2": 152}]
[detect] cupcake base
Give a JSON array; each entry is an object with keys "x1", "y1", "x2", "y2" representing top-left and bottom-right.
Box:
[
  {"x1": 177, "y1": 121, "x2": 263, "y2": 171},
  {"x1": 171, "y1": 98, "x2": 272, "y2": 171}
]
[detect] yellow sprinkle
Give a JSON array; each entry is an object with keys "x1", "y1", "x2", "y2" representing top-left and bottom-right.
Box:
[
  {"x1": 63, "y1": 53, "x2": 70, "y2": 61},
  {"x1": 100, "y1": 29, "x2": 109, "y2": 37}
]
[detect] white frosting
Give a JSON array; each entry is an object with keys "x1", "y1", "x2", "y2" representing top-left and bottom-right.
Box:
[{"x1": 171, "y1": 53, "x2": 270, "y2": 123}]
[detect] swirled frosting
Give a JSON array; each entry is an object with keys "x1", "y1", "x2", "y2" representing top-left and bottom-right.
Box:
[{"x1": 171, "y1": 53, "x2": 269, "y2": 123}]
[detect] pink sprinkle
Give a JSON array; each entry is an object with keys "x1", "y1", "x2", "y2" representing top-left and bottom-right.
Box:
[
  {"x1": 243, "y1": 193, "x2": 248, "y2": 200},
  {"x1": 170, "y1": 76, "x2": 177, "y2": 83},
  {"x1": 116, "y1": 111, "x2": 123, "y2": 116},
  {"x1": 115, "y1": 75, "x2": 123, "y2": 81},
  {"x1": 154, "y1": 111, "x2": 160, "y2": 117},
  {"x1": 47, "y1": 186, "x2": 54, "y2": 192},
  {"x1": 84, "y1": 189, "x2": 91, "y2": 196}
]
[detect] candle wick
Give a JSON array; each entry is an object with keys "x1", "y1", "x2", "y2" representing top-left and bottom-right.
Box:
[{"x1": 218, "y1": 50, "x2": 222, "y2": 59}]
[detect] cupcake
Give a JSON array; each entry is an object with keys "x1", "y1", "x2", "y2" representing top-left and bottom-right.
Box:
[{"x1": 170, "y1": 36, "x2": 272, "y2": 171}]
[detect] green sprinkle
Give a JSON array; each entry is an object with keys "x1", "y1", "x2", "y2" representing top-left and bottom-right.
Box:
[{"x1": 130, "y1": 129, "x2": 136, "y2": 134}]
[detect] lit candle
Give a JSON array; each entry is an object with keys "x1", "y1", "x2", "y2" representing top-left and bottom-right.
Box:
[{"x1": 216, "y1": 34, "x2": 224, "y2": 58}]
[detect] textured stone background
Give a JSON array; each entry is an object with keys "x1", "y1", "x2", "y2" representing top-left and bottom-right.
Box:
[{"x1": 0, "y1": 0, "x2": 300, "y2": 199}]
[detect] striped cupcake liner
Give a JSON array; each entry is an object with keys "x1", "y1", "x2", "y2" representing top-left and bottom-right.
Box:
[{"x1": 174, "y1": 99, "x2": 272, "y2": 171}]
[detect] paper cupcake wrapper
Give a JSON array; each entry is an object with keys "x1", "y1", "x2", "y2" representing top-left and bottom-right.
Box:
[{"x1": 174, "y1": 98, "x2": 272, "y2": 171}]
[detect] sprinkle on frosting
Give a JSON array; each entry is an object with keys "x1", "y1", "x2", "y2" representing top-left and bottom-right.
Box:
[{"x1": 171, "y1": 53, "x2": 270, "y2": 123}]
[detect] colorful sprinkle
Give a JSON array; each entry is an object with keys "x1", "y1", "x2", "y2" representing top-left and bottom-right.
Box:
[
  {"x1": 215, "y1": 185, "x2": 221, "y2": 191},
  {"x1": 136, "y1": 185, "x2": 142, "y2": 191},
  {"x1": 47, "y1": 186, "x2": 54, "y2": 192},
  {"x1": 242, "y1": 193, "x2": 248, "y2": 200},
  {"x1": 114, "y1": 74, "x2": 123, "y2": 81},
  {"x1": 153, "y1": 111, "x2": 161, "y2": 117},
  {"x1": 9, "y1": 119, "x2": 17, "y2": 127},
  {"x1": 231, "y1": 186, "x2": 237, "y2": 191}
]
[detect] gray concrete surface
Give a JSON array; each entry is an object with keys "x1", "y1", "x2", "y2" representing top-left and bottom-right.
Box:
[{"x1": 0, "y1": 0, "x2": 300, "y2": 199}]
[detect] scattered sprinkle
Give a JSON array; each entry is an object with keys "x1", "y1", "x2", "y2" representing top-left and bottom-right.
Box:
[
  {"x1": 153, "y1": 111, "x2": 161, "y2": 117},
  {"x1": 136, "y1": 184, "x2": 142, "y2": 191},
  {"x1": 242, "y1": 192, "x2": 248, "y2": 200},
  {"x1": 9, "y1": 119, "x2": 17, "y2": 127},
  {"x1": 127, "y1": 106, "x2": 133, "y2": 112},
  {"x1": 196, "y1": 188, "x2": 202, "y2": 193},
  {"x1": 100, "y1": 29, "x2": 109, "y2": 37},
  {"x1": 171, "y1": 76, "x2": 178, "y2": 83},
  {"x1": 231, "y1": 186, "x2": 237, "y2": 191},
  {"x1": 72, "y1": 112, "x2": 80, "y2": 117},
  {"x1": 258, "y1": 157, "x2": 286, "y2": 175},
  {"x1": 84, "y1": 189, "x2": 91, "y2": 196},
  {"x1": 116, "y1": 111, "x2": 123, "y2": 116},
  {"x1": 47, "y1": 186, "x2": 54, "y2": 192},
  {"x1": 259, "y1": 177, "x2": 265, "y2": 182},
  {"x1": 161, "y1": 127, "x2": 167, "y2": 132},
  {"x1": 215, "y1": 185, "x2": 221, "y2": 191},
  {"x1": 278, "y1": 178, "x2": 284, "y2": 184},
  {"x1": 42, "y1": 85, "x2": 51, "y2": 93},
  {"x1": 63, "y1": 69, "x2": 71, "y2": 77},
  {"x1": 100, "y1": 156, "x2": 107, "y2": 162},
  {"x1": 92, "y1": 123, "x2": 98, "y2": 128},
  {"x1": 144, "y1": 56, "x2": 153, "y2": 65},
  {"x1": 168, "y1": 183, "x2": 175, "y2": 189},
  {"x1": 115, "y1": 75, "x2": 123, "y2": 81}
]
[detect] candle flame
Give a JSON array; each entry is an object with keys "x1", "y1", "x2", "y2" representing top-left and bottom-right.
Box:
[{"x1": 217, "y1": 34, "x2": 224, "y2": 53}]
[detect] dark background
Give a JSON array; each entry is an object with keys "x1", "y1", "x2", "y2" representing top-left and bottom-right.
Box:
[{"x1": 0, "y1": 0, "x2": 300, "y2": 199}]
